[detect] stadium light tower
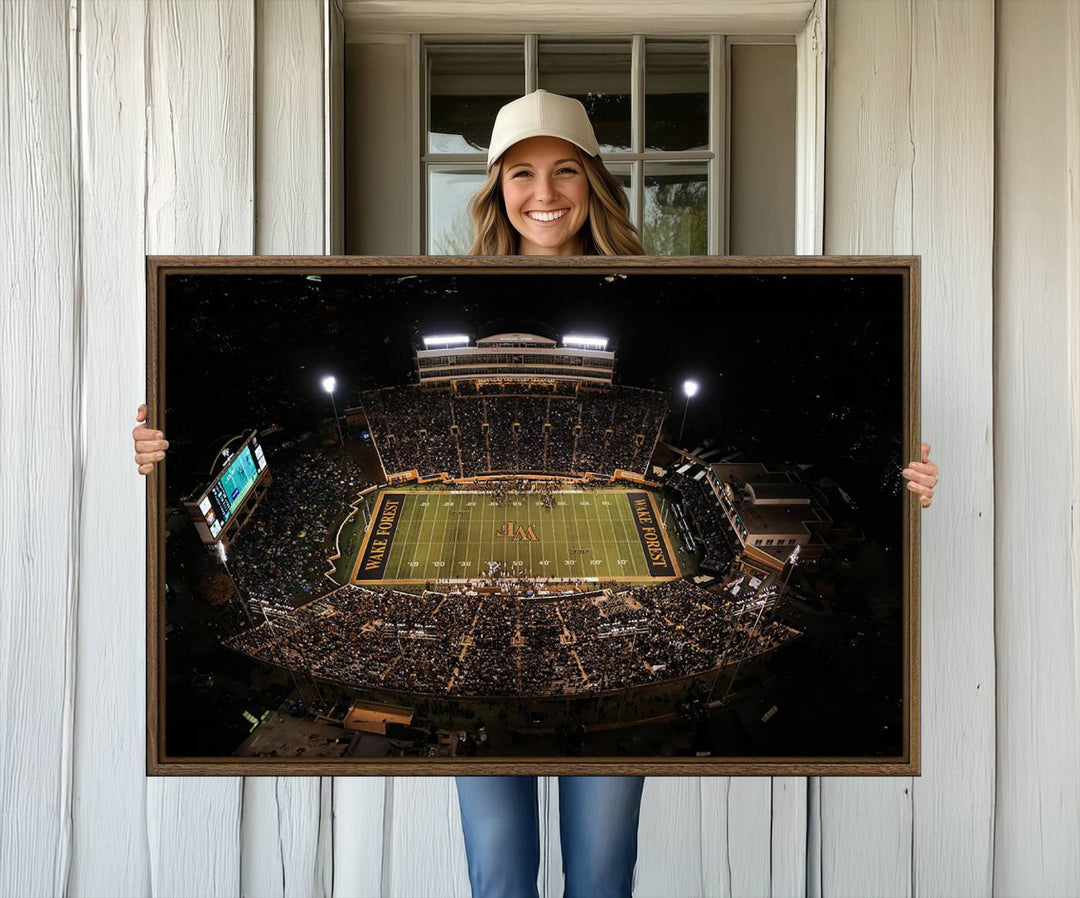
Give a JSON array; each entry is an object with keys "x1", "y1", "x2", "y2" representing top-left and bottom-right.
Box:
[
  {"x1": 322, "y1": 376, "x2": 346, "y2": 447},
  {"x1": 679, "y1": 379, "x2": 699, "y2": 445}
]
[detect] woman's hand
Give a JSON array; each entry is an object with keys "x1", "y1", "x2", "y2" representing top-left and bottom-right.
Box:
[
  {"x1": 902, "y1": 442, "x2": 938, "y2": 508},
  {"x1": 133, "y1": 403, "x2": 169, "y2": 475}
]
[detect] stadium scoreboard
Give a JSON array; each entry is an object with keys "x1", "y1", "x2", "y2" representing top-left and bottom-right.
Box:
[{"x1": 183, "y1": 431, "x2": 271, "y2": 549}]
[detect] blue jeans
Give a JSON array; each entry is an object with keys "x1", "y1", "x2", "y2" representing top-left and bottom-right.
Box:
[{"x1": 455, "y1": 775, "x2": 646, "y2": 898}]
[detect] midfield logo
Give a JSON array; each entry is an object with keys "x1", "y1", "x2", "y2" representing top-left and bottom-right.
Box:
[{"x1": 496, "y1": 520, "x2": 538, "y2": 542}]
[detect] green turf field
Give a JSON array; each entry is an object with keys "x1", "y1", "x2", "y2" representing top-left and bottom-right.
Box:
[{"x1": 350, "y1": 487, "x2": 679, "y2": 584}]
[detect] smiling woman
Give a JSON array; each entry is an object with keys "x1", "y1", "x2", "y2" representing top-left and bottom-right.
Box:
[
  {"x1": 454, "y1": 89, "x2": 649, "y2": 898},
  {"x1": 466, "y1": 90, "x2": 644, "y2": 257},
  {"x1": 500, "y1": 137, "x2": 591, "y2": 254}
]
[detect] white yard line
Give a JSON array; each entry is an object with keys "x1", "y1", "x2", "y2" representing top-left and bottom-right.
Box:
[
  {"x1": 538, "y1": 499, "x2": 549, "y2": 579},
  {"x1": 568, "y1": 492, "x2": 587, "y2": 583},
  {"x1": 433, "y1": 491, "x2": 453, "y2": 583},
  {"x1": 473, "y1": 495, "x2": 484, "y2": 578},
  {"x1": 419, "y1": 493, "x2": 440, "y2": 582},
  {"x1": 448, "y1": 495, "x2": 469, "y2": 579},
  {"x1": 600, "y1": 489, "x2": 622, "y2": 581},
  {"x1": 552, "y1": 498, "x2": 565, "y2": 580},
  {"x1": 514, "y1": 497, "x2": 522, "y2": 575},
  {"x1": 528, "y1": 492, "x2": 540, "y2": 578},
  {"x1": 582, "y1": 489, "x2": 603, "y2": 581}
]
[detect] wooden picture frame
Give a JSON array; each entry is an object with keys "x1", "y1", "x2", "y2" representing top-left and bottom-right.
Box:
[{"x1": 146, "y1": 255, "x2": 920, "y2": 776}]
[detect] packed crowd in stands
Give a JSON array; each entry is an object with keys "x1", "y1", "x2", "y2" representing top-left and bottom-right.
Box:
[
  {"x1": 223, "y1": 578, "x2": 799, "y2": 698},
  {"x1": 211, "y1": 381, "x2": 795, "y2": 701},
  {"x1": 454, "y1": 380, "x2": 580, "y2": 398},
  {"x1": 227, "y1": 448, "x2": 366, "y2": 614},
  {"x1": 666, "y1": 468, "x2": 737, "y2": 574},
  {"x1": 360, "y1": 383, "x2": 668, "y2": 479}
]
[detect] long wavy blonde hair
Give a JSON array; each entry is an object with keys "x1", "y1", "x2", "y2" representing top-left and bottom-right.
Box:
[{"x1": 468, "y1": 148, "x2": 645, "y2": 256}]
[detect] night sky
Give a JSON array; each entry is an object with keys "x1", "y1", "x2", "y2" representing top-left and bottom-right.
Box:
[{"x1": 164, "y1": 269, "x2": 906, "y2": 546}]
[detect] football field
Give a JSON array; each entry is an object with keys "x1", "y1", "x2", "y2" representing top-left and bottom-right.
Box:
[{"x1": 350, "y1": 487, "x2": 679, "y2": 584}]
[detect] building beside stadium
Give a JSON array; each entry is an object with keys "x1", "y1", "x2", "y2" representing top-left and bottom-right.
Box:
[{"x1": 702, "y1": 461, "x2": 860, "y2": 572}]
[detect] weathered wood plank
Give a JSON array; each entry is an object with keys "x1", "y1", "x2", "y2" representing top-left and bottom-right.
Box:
[
  {"x1": 242, "y1": 2, "x2": 330, "y2": 895},
  {"x1": 254, "y1": 0, "x2": 325, "y2": 256},
  {"x1": 824, "y1": 3, "x2": 997, "y2": 897},
  {"x1": 771, "y1": 777, "x2": 808, "y2": 898},
  {"x1": 241, "y1": 778, "x2": 326, "y2": 898},
  {"x1": 70, "y1": 2, "x2": 152, "y2": 895},
  {"x1": 822, "y1": 2, "x2": 915, "y2": 894},
  {"x1": 332, "y1": 778, "x2": 387, "y2": 898},
  {"x1": 144, "y1": 2, "x2": 254, "y2": 894},
  {"x1": 383, "y1": 777, "x2": 471, "y2": 898},
  {"x1": 726, "y1": 778, "x2": 773, "y2": 897},
  {"x1": 144, "y1": 0, "x2": 255, "y2": 256},
  {"x1": 147, "y1": 778, "x2": 242, "y2": 898},
  {"x1": 993, "y1": 2, "x2": 1080, "y2": 893},
  {"x1": 637, "y1": 777, "x2": 705, "y2": 897},
  {"x1": 0, "y1": 1, "x2": 78, "y2": 896},
  {"x1": 824, "y1": 0, "x2": 913, "y2": 255},
  {"x1": 821, "y1": 779, "x2": 911, "y2": 898},
  {"x1": 908, "y1": 3, "x2": 995, "y2": 896}
]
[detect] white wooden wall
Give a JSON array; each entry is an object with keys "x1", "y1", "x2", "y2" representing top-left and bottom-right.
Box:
[
  {"x1": 823, "y1": 2, "x2": 995, "y2": 894},
  {"x1": 1, "y1": 1, "x2": 1077, "y2": 896},
  {"x1": 993, "y1": 0, "x2": 1080, "y2": 892}
]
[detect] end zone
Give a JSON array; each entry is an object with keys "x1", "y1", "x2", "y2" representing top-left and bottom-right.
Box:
[
  {"x1": 626, "y1": 492, "x2": 679, "y2": 578},
  {"x1": 351, "y1": 492, "x2": 407, "y2": 582}
]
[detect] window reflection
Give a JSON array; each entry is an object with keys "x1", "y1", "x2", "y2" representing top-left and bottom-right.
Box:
[
  {"x1": 538, "y1": 41, "x2": 632, "y2": 153},
  {"x1": 645, "y1": 40, "x2": 709, "y2": 152},
  {"x1": 643, "y1": 163, "x2": 708, "y2": 255},
  {"x1": 428, "y1": 44, "x2": 525, "y2": 153},
  {"x1": 429, "y1": 168, "x2": 487, "y2": 254}
]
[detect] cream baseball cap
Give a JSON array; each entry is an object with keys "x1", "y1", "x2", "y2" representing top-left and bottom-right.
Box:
[{"x1": 486, "y1": 90, "x2": 601, "y2": 169}]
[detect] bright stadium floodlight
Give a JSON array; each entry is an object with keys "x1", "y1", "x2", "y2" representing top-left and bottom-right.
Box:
[
  {"x1": 563, "y1": 335, "x2": 608, "y2": 350},
  {"x1": 422, "y1": 334, "x2": 470, "y2": 348},
  {"x1": 679, "y1": 379, "x2": 699, "y2": 445},
  {"x1": 321, "y1": 375, "x2": 345, "y2": 448}
]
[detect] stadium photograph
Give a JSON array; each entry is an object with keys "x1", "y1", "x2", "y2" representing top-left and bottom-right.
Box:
[{"x1": 152, "y1": 260, "x2": 915, "y2": 771}]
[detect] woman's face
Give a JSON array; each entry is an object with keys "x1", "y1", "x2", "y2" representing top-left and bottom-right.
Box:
[{"x1": 499, "y1": 136, "x2": 590, "y2": 255}]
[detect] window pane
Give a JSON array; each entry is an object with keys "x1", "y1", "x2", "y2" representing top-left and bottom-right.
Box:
[
  {"x1": 428, "y1": 44, "x2": 524, "y2": 154},
  {"x1": 645, "y1": 40, "x2": 709, "y2": 152},
  {"x1": 538, "y1": 41, "x2": 632, "y2": 153},
  {"x1": 643, "y1": 163, "x2": 707, "y2": 255},
  {"x1": 603, "y1": 162, "x2": 634, "y2": 222},
  {"x1": 428, "y1": 167, "x2": 487, "y2": 254}
]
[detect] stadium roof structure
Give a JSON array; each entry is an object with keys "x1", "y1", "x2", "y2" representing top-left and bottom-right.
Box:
[
  {"x1": 475, "y1": 332, "x2": 556, "y2": 347},
  {"x1": 415, "y1": 330, "x2": 616, "y2": 386}
]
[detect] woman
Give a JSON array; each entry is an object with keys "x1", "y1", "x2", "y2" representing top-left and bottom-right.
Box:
[
  {"x1": 451, "y1": 91, "x2": 648, "y2": 898},
  {"x1": 133, "y1": 91, "x2": 939, "y2": 898}
]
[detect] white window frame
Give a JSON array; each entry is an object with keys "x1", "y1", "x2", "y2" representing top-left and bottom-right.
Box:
[
  {"x1": 371, "y1": 0, "x2": 825, "y2": 255},
  {"x1": 421, "y1": 34, "x2": 729, "y2": 255}
]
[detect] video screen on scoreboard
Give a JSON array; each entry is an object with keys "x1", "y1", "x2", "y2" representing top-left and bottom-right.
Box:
[{"x1": 196, "y1": 434, "x2": 267, "y2": 538}]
